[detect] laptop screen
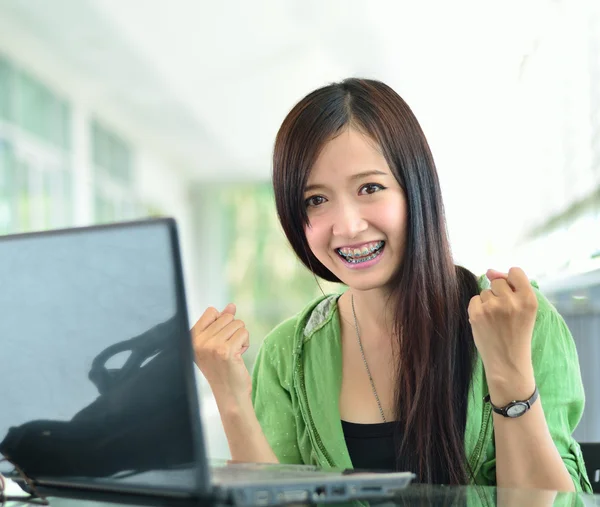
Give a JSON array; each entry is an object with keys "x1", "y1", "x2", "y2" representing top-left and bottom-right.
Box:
[{"x1": 0, "y1": 219, "x2": 206, "y2": 496}]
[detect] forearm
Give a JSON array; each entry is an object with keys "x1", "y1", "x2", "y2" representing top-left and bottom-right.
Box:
[
  {"x1": 217, "y1": 397, "x2": 279, "y2": 464},
  {"x1": 490, "y1": 377, "x2": 574, "y2": 492}
]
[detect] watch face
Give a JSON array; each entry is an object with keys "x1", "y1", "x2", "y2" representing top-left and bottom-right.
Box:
[{"x1": 506, "y1": 403, "x2": 527, "y2": 418}]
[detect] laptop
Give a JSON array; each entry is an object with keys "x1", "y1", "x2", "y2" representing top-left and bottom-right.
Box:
[{"x1": 0, "y1": 218, "x2": 414, "y2": 505}]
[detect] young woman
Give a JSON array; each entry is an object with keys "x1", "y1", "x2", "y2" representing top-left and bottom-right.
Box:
[{"x1": 192, "y1": 78, "x2": 591, "y2": 492}]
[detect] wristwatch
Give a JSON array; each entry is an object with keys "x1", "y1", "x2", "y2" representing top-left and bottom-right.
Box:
[{"x1": 484, "y1": 386, "x2": 539, "y2": 418}]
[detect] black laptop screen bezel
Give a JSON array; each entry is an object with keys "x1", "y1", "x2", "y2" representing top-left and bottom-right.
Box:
[{"x1": 0, "y1": 218, "x2": 212, "y2": 501}]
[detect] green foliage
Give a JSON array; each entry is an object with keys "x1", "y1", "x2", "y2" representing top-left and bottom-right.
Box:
[{"x1": 217, "y1": 183, "x2": 341, "y2": 368}]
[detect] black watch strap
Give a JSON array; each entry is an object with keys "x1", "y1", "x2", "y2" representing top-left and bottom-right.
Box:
[{"x1": 484, "y1": 386, "x2": 539, "y2": 418}]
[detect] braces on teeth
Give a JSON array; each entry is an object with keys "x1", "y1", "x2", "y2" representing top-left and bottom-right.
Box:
[
  {"x1": 343, "y1": 250, "x2": 382, "y2": 264},
  {"x1": 338, "y1": 242, "x2": 384, "y2": 263}
]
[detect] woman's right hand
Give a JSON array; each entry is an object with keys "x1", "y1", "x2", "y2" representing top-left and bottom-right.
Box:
[
  {"x1": 191, "y1": 303, "x2": 252, "y2": 408},
  {"x1": 192, "y1": 305, "x2": 278, "y2": 464}
]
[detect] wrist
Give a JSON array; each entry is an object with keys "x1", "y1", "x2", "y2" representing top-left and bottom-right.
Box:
[
  {"x1": 215, "y1": 393, "x2": 254, "y2": 421},
  {"x1": 485, "y1": 368, "x2": 536, "y2": 407}
]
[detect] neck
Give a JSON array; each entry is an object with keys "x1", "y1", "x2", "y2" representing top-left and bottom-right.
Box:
[{"x1": 348, "y1": 287, "x2": 396, "y2": 342}]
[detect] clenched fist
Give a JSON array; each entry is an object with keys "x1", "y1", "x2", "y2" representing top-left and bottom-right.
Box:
[
  {"x1": 191, "y1": 303, "x2": 252, "y2": 407},
  {"x1": 468, "y1": 267, "x2": 538, "y2": 403}
]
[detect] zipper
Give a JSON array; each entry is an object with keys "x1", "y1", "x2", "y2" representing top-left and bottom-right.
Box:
[{"x1": 296, "y1": 354, "x2": 335, "y2": 468}]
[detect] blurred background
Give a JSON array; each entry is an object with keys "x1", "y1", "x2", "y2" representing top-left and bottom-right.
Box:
[{"x1": 0, "y1": 0, "x2": 599, "y2": 459}]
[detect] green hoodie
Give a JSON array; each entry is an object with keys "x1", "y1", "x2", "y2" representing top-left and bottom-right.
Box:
[{"x1": 251, "y1": 279, "x2": 592, "y2": 493}]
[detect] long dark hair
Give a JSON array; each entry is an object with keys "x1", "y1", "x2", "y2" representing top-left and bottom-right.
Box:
[{"x1": 272, "y1": 78, "x2": 480, "y2": 484}]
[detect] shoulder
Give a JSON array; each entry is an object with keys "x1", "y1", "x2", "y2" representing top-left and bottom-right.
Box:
[
  {"x1": 529, "y1": 284, "x2": 576, "y2": 356},
  {"x1": 260, "y1": 293, "x2": 342, "y2": 356},
  {"x1": 252, "y1": 293, "x2": 341, "y2": 389}
]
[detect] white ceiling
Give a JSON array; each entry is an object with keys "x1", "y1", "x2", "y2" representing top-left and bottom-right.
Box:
[{"x1": 0, "y1": 0, "x2": 551, "y2": 182}]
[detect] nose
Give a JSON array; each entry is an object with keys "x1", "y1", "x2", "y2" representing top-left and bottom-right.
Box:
[{"x1": 331, "y1": 201, "x2": 368, "y2": 239}]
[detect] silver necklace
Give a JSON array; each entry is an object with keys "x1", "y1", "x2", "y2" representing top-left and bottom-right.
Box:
[{"x1": 350, "y1": 293, "x2": 387, "y2": 423}]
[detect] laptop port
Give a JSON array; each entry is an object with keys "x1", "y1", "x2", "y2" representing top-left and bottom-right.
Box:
[
  {"x1": 331, "y1": 485, "x2": 346, "y2": 496},
  {"x1": 280, "y1": 490, "x2": 309, "y2": 503},
  {"x1": 253, "y1": 490, "x2": 270, "y2": 506},
  {"x1": 361, "y1": 486, "x2": 383, "y2": 493},
  {"x1": 315, "y1": 486, "x2": 327, "y2": 498}
]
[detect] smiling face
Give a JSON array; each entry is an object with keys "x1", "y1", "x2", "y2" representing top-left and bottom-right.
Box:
[{"x1": 303, "y1": 128, "x2": 408, "y2": 293}]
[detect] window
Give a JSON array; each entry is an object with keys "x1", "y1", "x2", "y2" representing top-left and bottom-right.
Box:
[
  {"x1": 11, "y1": 143, "x2": 72, "y2": 232},
  {"x1": 218, "y1": 183, "x2": 339, "y2": 367},
  {"x1": 0, "y1": 56, "x2": 14, "y2": 123},
  {"x1": 14, "y1": 68, "x2": 70, "y2": 151},
  {"x1": 0, "y1": 54, "x2": 72, "y2": 235},
  {"x1": 0, "y1": 139, "x2": 16, "y2": 234},
  {"x1": 91, "y1": 119, "x2": 138, "y2": 223}
]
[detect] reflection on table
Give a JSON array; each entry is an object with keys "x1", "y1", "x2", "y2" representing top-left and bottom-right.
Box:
[{"x1": 3, "y1": 483, "x2": 599, "y2": 507}]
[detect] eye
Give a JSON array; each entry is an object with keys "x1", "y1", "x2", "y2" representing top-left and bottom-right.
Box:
[
  {"x1": 305, "y1": 195, "x2": 327, "y2": 208},
  {"x1": 359, "y1": 183, "x2": 386, "y2": 195}
]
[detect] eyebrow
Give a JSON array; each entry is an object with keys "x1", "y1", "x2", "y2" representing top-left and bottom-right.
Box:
[{"x1": 304, "y1": 170, "x2": 389, "y2": 193}]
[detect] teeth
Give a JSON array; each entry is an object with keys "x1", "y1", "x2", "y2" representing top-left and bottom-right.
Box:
[
  {"x1": 337, "y1": 241, "x2": 384, "y2": 259},
  {"x1": 342, "y1": 249, "x2": 382, "y2": 264}
]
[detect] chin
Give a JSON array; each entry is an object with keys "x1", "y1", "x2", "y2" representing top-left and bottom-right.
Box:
[{"x1": 337, "y1": 276, "x2": 395, "y2": 293}]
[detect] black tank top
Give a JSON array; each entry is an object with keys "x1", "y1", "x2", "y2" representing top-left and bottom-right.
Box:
[{"x1": 341, "y1": 420, "x2": 397, "y2": 471}]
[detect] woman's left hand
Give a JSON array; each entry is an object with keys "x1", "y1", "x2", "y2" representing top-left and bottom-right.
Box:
[{"x1": 468, "y1": 267, "x2": 538, "y2": 403}]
